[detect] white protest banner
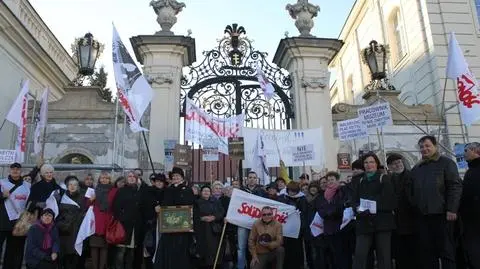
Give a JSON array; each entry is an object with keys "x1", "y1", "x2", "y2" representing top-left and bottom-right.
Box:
[
  {"x1": 226, "y1": 189, "x2": 301, "y2": 238},
  {"x1": 0, "y1": 150, "x2": 16, "y2": 164},
  {"x1": 243, "y1": 128, "x2": 324, "y2": 168},
  {"x1": 185, "y1": 98, "x2": 243, "y2": 155},
  {"x1": 337, "y1": 118, "x2": 368, "y2": 141},
  {"x1": 164, "y1": 139, "x2": 177, "y2": 172},
  {"x1": 357, "y1": 102, "x2": 393, "y2": 129},
  {"x1": 292, "y1": 144, "x2": 315, "y2": 162}
]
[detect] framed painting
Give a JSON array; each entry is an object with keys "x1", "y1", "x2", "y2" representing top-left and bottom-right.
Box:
[{"x1": 158, "y1": 205, "x2": 194, "y2": 233}]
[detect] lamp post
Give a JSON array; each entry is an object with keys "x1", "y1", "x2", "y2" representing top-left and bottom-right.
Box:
[
  {"x1": 71, "y1": 33, "x2": 103, "y2": 85},
  {"x1": 362, "y1": 40, "x2": 395, "y2": 93}
]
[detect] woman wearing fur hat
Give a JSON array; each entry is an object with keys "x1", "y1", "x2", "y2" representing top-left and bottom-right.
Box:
[
  {"x1": 25, "y1": 208, "x2": 60, "y2": 269},
  {"x1": 154, "y1": 166, "x2": 195, "y2": 269}
]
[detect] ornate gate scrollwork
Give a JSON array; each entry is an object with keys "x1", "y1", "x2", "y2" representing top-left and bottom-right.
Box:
[{"x1": 180, "y1": 23, "x2": 294, "y2": 129}]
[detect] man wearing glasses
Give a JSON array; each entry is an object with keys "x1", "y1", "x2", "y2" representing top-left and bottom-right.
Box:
[{"x1": 248, "y1": 206, "x2": 284, "y2": 269}]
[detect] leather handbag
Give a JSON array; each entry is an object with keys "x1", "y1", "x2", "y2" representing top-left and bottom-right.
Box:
[{"x1": 106, "y1": 217, "x2": 126, "y2": 245}]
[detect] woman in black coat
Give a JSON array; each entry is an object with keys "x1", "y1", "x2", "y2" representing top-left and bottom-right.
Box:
[
  {"x1": 194, "y1": 186, "x2": 225, "y2": 269},
  {"x1": 154, "y1": 167, "x2": 195, "y2": 269},
  {"x1": 112, "y1": 171, "x2": 146, "y2": 269},
  {"x1": 27, "y1": 164, "x2": 61, "y2": 214},
  {"x1": 278, "y1": 181, "x2": 308, "y2": 269},
  {"x1": 351, "y1": 153, "x2": 397, "y2": 269},
  {"x1": 55, "y1": 176, "x2": 88, "y2": 269}
]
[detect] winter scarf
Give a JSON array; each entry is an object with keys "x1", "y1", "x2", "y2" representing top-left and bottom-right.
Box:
[
  {"x1": 35, "y1": 220, "x2": 54, "y2": 250},
  {"x1": 366, "y1": 172, "x2": 376, "y2": 181},
  {"x1": 324, "y1": 182, "x2": 340, "y2": 202},
  {"x1": 95, "y1": 183, "x2": 112, "y2": 211}
]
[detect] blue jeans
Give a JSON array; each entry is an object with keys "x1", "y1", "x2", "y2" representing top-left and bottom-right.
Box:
[{"x1": 237, "y1": 227, "x2": 250, "y2": 269}]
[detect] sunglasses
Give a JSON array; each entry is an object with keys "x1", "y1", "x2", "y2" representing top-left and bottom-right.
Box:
[{"x1": 262, "y1": 213, "x2": 273, "y2": 217}]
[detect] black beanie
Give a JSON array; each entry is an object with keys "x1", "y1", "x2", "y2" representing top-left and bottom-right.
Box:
[
  {"x1": 171, "y1": 167, "x2": 185, "y2": 178},
  {"x1": 41, "y1": 208, "x2": 55, "y2": 218}
]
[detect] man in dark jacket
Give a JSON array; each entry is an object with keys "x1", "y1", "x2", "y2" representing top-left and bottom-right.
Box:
[
  {"x1": 387, "y1": 153, "x2": 417, "y2": 269},
  {"x1": 459, "y1": 142, "x2": 480, "y2": 269},
  {"x1": 410, "y1": 135, "x2": 462, "y2": 269}
]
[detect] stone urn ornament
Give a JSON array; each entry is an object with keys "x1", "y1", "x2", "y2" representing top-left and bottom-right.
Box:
[
  {"x1": 286, "y1": 0, "x2": 320, "y2": 37},
  {"x1": 150, "y1": 0, "x2": 186, "y2": 35}
]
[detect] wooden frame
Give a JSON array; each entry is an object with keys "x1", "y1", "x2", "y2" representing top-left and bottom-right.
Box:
[{"x1": 158, "y1": 205, "x2": 194, "y2": 233}]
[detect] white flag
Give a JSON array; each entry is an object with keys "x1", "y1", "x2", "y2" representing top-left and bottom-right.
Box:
[
  {"x1": 112, "y1": 24, "x2": 154, "y2": 132},
  {"x1": 34, "y1": 89, "x2": 49, "y2": 155},
  {"x1": 446, "y1": 32, "x2": 480, "y2": 125},
  {"x1": 75, "y1": 206, "x2": 95, "y2": 255},
  {"x1": 45, "y1": 190, "x2": 59, "y2": 218},
  {"x1": 256, "y1": 65, "x2": 275, "y2": 100},
  {"x1": 254, "y1": 131, "x2": 269, "y2": 185},
  {"x1": 6, "y1": 80, "x2": 29, "y2": 163}
]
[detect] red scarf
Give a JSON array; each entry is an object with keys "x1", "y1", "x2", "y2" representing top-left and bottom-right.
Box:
[
  {"x1": 324, "y1": 183, "x2": 340, "y2": 202},
  {"x1": 35, "y1": 220, "x2": 54, "y2": 250}
]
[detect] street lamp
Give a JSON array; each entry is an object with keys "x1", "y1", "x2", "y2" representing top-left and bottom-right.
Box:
[
  {"x1": 362, "y1": 40, "x2": 387, "y2": 80},
  {"x1": 73, "y1": 33, "x2": 102, "y2": 76},
  {"x1": 362, "y1": 40, "x2": 395, "y2": 93}
]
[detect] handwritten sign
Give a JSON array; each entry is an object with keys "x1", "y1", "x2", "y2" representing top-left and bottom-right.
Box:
[
  {"x1": 357, "y1": 102, "x2": 393, "y2": 129},
  {"x1": 0, "y1": 150, "x2": 16, "y2": 165},
  {"x1": 337, "y1": 118, "x2": 368, "y2": 141},
  {"x1": 164, "y1": 140, "x2": 177, "y2": 172},
  {"x1": 202, "y1": 146, "x2": 219, "y2": 162},
  {"x1": 292, "y1": 144, "x2": 315, "y2": 162}
]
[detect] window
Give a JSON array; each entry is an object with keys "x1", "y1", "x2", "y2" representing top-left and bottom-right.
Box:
[{"x1": 389, "y1": 9, "x2": 407, "y2": 64}]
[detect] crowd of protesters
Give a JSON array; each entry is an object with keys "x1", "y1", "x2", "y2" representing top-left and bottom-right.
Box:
[{"x1": 0, "y1": 134, "x2": 479, "y2": 269}]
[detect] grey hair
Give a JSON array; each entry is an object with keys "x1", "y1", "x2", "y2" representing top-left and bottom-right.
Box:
[
  {"x1": 212, "y1": 180, "x2": 224, "y2": 189},
  {"x1": 40, "y1": 164, "x2": 54, "y2": 176},
  {"x1": 466, "y1": 142, "x2": 480, "y2": 155}
]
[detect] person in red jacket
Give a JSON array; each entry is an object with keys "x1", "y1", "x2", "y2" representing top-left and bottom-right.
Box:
[{"x1": 89, "y1": 171, "x2": 118, "y2": 269}]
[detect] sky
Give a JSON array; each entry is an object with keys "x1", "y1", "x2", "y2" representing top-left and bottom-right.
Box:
[{"x1": 30, "y1": 0, "x2": 355, "y2": 90}]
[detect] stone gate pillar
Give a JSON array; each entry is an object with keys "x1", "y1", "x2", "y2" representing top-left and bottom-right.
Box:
[
  {"x1": 273, "y1": 1, "x2": 343, "y2": 171},
  {"x1": 130, "y1": 0, "x2": 195, "y2": 167}
]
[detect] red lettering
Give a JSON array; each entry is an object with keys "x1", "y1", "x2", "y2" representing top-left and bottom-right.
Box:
[
  {"x1": 185, "y1": 111, "x2": 241, "y2": 137},
  {"x1": 457, "y1": 74, "x2": 480, "y2": 108},
  {"x1": 236, "y1": 202, "x2": 288, "y2": 224},
  {"x1": 14, "y1": 194, "x2": 27, "y2": 200}
]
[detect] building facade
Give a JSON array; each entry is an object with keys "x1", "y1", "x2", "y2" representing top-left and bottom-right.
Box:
[{"x1": 329, "y1": 0, "x2": 480, "y2": 165}]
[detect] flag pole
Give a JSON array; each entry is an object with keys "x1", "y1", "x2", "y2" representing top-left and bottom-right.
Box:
[
  {"x1": 139, "y1": 122, "x2": 156, "y2": 174},
  {"x1": 0, "y1": 119, "x2": 6, "y2": 132},
  {"x1": 112, "y1": 95, "x2": 119, "y2": 172},
  {"x1": 437, "y1": 78, "x2": 449, "y2": 142},
  {"x1": 213, "y1": 221, "x2": 227, "y2": 269}
]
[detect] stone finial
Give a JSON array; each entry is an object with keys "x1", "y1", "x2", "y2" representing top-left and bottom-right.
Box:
[
  {"x1": 286, "y1": 0, "x2": 320, "y2": 37},
  {"x1": 150, "y1": 0, "x2": 186, "y2": 35}
]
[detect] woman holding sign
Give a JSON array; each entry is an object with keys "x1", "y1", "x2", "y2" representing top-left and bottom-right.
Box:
[{"x1": 350, "y1": 152, "x2": 397, "y2": 269}]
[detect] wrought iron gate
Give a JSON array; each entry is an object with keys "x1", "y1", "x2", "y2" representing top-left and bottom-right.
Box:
[{"x1": 180, "y1": 24, "x2": 294, "y2": 184}]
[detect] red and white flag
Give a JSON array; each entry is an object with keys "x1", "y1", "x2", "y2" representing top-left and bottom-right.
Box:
[
  {"x1": 446, "y1": 32, "x2": 480, "y2": 125},
  {"x1": 112, "y1": 25, "x2": 153, "y2": 132},
  {"x1": 33, "y1": 89, "x2": 49, "y2": 155},
  {"x1": 6, "y1": 80, "x2": 29, "y2": 163},
  {"x1": 256, "y1": 65, "x2": 275, "y2": 100}
]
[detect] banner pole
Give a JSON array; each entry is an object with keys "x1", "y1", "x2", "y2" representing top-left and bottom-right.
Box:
[
  {"x1": 139, "y1": 122, "x2": 156, "y2": 174},
  {"x1": 112, "y1": 93, "x2": 120, "y2": 172},
  {"x1": 213, "y1": 221, "x2": 227, "y2": 269}
]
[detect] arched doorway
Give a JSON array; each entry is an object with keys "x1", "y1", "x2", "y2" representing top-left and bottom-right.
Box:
[{"x1": 57, "y1": 153, "x2": 93, "y2": 164}]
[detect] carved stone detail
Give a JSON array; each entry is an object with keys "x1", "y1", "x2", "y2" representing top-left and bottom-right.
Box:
[
  {"x1": 301, "y1": 74, "x2": 328, "y2": 89},
  {"x1": 286, "y1": 0, "x2": 320, "y2": 37},
  {"x1": 150, "y1": 0, "x2": 186, "y2": 35},
  {"x1": 145, "y1": 73, "x2": 174, "y2": 85}
]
